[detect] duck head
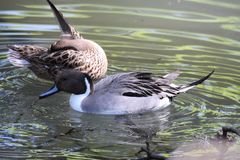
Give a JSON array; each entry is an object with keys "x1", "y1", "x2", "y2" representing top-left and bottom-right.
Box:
[{"x1": 39, "y1": 69, "x2": 93, "y2": 99}]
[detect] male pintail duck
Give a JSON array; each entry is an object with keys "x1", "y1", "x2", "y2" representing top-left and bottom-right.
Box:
[
  {"x1": 7, "y1": 0, "x2": 107, "y2": 80},
  {"x1": 39, "y1": 69, "x2": 214, "y2": 115}
]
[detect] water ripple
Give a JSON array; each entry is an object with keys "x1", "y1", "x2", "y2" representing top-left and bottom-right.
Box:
[
  {"x1": 0, "y1": 0, "x2": 239, "y2": 159},
  {"x1": 23, "y1": 4, "x2": 240, "y2": 23},
  {"x1": 186, "y1": 0, "x2": 240, "y2": 10}
]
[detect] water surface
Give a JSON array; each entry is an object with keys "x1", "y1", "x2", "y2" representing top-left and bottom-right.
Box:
[{"x1": 0, "y1": 0, "x2": 239, "y2": 159}]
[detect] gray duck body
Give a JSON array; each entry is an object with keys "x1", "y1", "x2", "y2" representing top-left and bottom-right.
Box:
[
  {"x1": 39, "y1": 70, "x2": 214, "y2": 115},
  {"x1": 81, "y1": 73, "x2": 172, "y2": 114}
]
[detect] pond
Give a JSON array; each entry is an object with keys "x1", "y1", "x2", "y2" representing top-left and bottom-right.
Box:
[{"x1": 0, "y1": 0, "x2": 240, "y2": 159}]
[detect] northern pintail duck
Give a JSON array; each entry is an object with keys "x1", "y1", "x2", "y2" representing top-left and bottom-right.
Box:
[
  {"x1": 7, "y1": 0, "x2": 107, "y2": 80},
  {"x1": 39, "y1": 69, "x2": 214, "y2": 115}
]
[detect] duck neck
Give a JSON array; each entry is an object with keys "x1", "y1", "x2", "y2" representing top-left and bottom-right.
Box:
[{"x1": 69, "y1": 77, "x2": 93, "y2": 112}]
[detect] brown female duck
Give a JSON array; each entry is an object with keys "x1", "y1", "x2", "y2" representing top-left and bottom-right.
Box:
[{"x1": 8, "y1": 0, "x2": 107, "y2": 80}]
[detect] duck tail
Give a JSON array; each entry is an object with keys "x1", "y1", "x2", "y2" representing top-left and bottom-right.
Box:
[
  {"x1": 46, "y1": 0, "x2": 80, "y2": 38},
  {"x1": 7, "y1": 45, "x2": 47, "y2": 67},
  {"x1": 7, "y1": 45, "x2": 31, "y2": 67},
  {"x1": 178, "y1": 69, "x2": 214, "y2": 93}
]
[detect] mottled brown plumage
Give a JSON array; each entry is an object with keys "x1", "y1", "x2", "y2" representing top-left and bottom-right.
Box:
[{"x1": 7, "y1": 0, "x2": 107, "y2": 81}]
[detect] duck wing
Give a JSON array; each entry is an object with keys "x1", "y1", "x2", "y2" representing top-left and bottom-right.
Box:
[
  {"x1": 118, "y1": 72, "x2": 179, "y2": 98},
  {"x1": 47, "y1": 0, "x2": 81, "y2": 39},
  {"x1": 95, "y1": 72, "x2": 176, "y2": 98},
  {"x1": 95, "y1": 70, "x2": 214, "y2": 99}
]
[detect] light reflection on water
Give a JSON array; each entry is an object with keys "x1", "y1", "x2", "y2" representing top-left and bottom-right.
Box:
[{"x1": 0, "y1": 0, "x2": 239, "y2": 159}]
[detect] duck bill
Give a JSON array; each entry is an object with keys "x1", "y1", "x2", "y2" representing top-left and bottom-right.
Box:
[{"x1": 39, "y1": 85, "x2": 59, "y2": 99}]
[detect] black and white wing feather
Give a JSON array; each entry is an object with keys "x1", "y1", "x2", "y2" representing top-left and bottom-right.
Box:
[{"x1": 95, "y1": 70, "x2": 214, "y2": 99}]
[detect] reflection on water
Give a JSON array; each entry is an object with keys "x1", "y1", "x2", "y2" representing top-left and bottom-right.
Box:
[{"x1": 0, "y1": 0, "x2": 239, "y2": 159}]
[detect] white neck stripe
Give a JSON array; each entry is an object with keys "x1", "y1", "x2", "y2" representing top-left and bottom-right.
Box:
[
  {"x1": 84, "y1": 77, "x2": 91, "y2": 95},
  {"x1": 69, "y1": 77, "x2": 91, "y2": 112}
]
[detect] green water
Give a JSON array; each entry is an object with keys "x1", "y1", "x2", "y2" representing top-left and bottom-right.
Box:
[{"x1": 0, "y1": 0, "x2": 239, "y2": 159}]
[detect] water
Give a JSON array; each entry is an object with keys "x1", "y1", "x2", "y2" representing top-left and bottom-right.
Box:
[{"x1": 0, "y1": 0, "x2": 240, "y2": 159}]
